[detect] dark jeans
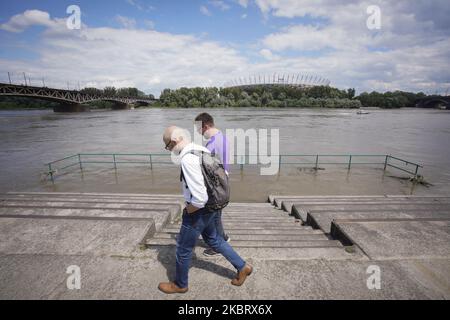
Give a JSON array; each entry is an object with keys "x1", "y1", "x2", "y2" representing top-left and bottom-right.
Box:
[{"x1": 175, "y1": 207, "x2": 246, "y2": 289}]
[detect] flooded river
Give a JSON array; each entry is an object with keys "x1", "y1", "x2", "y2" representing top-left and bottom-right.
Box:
[{"x1": 1, "y1": 107, "x2": 449, "y2": 202}]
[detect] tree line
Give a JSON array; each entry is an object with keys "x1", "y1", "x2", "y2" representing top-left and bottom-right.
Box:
[
  {"x1": 80, "y1": 86, "x2": 154, "y2": 99},
  {"x1": 0, "y1": 84, "x2": 435, "y2": 110},
  {"x1": 356, "y1": 90, "x2": 426, "y2": 108},
  {"x1": 156, "y1": 85, "x2": 431, "y2": 109},
  {"x1": 157, "y1": 85, "x2": 361, "y2": 108}
]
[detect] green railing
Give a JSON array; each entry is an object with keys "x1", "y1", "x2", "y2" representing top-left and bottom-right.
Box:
[{"x1": 44, "y1": 153, "x2": 423, "y2": 183}]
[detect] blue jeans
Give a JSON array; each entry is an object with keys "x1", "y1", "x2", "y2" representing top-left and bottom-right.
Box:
[
  {"x1": 175, "y1": 207, "x2": 246, "y2": 289},
  {"x1": 216, "y1": 209, "x2": 228, "y2": 241}
]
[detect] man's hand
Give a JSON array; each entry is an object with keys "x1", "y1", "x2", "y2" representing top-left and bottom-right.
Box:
[{"x1": 185, "y1": 203, "x2": 200, "y2": 214}]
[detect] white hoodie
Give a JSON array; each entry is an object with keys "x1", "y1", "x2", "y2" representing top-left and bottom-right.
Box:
[{"x1": 179, "y1": 142, "x2": 210, "y2": 208}]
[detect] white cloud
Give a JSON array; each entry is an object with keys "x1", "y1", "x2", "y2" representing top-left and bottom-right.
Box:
[
  {"x1": 126, "y1": 0, "x2": 155, "y2": 12},
  {"x1": 259, "y1": 49, "x2": 279, "y2": 61},
  {"x1": 241, "y1": 14, "x2": 248, "y2": 19},
  {"x1": 144, "y1": 20, "x2": 155, "y2": 29},
  {"x1": 0, "y1": 9, "x2": 55, "y2": 33},
  {"x1": 254, "y1": 0, "x2": 450, "y2": 93},
  {"x1": 115, "y1": 15, "x2": 137, "y2": 29},
  {"x1": 237, "y1": 0, "x2": 249, "y2": 8},
  {"x1": 200, "y1": 6, "x2": 212, "y2": 16},
  {"x1": 0, "y1": 10, "x2": 249, "y2": 96},
  {"x1": 209, "y1": 0, "x2": 231, "y2": 11},
  {"x1": 1, "y1": 3, "x2": 449, "y2": 96}
]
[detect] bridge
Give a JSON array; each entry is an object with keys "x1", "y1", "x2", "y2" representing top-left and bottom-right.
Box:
[
  {"x1": 0, "y1": 83, "x2": 156, "y2": 112},
  {"x1": 415, "y1": 95, "x2": 450, "y2": 109}
]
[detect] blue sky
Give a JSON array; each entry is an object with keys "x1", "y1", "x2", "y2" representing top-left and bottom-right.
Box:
[{"x1": 0, "y1": 0, "x2": 449, "y2": 96}]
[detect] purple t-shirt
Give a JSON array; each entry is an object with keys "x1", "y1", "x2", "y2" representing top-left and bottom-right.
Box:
[{"x1": 206, "y1": 131, "x2": 229, "y2": 172}]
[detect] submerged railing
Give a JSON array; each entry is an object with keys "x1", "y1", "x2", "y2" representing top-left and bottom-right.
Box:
[{"x1": 44, "y1": 153, "x2": 423, "y2": 183}]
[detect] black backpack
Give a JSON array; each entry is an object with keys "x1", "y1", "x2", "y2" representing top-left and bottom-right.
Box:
[{"x1": 180, "y1": 150, "x2": 230, "y2": 211}]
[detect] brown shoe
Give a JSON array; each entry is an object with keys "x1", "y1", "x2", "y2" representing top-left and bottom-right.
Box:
[
  {"x1": 158, "y1": 282, "x2": 188, "y2": 294},
  {"x1": 231, "y1": 264, "x2": 253, "y2": 286}
]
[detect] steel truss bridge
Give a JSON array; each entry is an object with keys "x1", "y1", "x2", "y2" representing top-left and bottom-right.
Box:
[{"x1": 0, "y1": 83, "x2": 155, "y2": 112}]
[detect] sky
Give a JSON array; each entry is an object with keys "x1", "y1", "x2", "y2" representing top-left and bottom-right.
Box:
[{"x1": 0, "y1": 0, "x2": 449, "y2": 96}]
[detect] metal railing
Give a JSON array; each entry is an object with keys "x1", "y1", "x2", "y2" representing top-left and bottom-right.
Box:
[{"x1": 44, "y1": 153, "x2": 423, "y2": 183}]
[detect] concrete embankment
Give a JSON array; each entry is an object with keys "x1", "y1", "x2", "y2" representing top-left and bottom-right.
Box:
[{"x1": 0, "y1": 192, "x2": 449, "y2": 299}]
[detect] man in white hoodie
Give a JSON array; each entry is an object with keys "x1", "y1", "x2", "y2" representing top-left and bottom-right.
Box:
[{"x1": 158, "y1": 126, "x2": 252, "y2": 294}]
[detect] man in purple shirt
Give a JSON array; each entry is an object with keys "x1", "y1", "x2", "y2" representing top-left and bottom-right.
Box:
[{"x1": 195, "y1": 113, "x2": 230, "y2": 257}]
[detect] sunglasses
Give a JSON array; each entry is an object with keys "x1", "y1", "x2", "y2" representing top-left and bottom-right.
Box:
[{"x1": 164, "y1": 140, "x2": 175, "y2": 150}]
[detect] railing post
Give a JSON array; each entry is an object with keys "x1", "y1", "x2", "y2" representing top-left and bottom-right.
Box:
[
  {"x1": 78, "y1": 154, "x2": 83, "y2": 170},
  {"x1": 414, "y1": 165, "x2": 419, "y2": 179},
  {"x1": 113, "y1": 154, "x2": 117, "y2": 170},
  {"x1": 149, "y1": 154, "x2": 153, "y2": 170},
  {"x1": 383, "y1": 155, "x2": 389, "y2": 171},
  {"x1": 48, "y1": 163, "x2": 54, "y2": 183},
  {"x1": 315, "y1": 155, "x2": 319, "y2": 170},
  {"x1": 278, "y1": 155, "x2": 282, "y2": 173},
  {"x1": 348, "y1": 155, "x2": 352, "y2": 170}
]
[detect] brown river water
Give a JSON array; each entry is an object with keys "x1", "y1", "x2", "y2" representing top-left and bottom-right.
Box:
[{"x1": 1, "y1": 107, "x2": 449, "y2": 202}]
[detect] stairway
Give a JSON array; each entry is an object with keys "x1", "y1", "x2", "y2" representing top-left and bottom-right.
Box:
[{"x1": 145, "y1": 202, "x2": 357, "y2": 260}]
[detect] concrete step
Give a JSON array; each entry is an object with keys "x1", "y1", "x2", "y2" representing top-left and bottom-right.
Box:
[
  {"x1": 221, "y1": 213, "x2": 288, "y2": 218},
  {"x1": 0, "y1": 200, "x2": 181, "y2": 212},
  {"x1": 280, "y1": 199, "x2": 450, "y2": 212},
  {"x1": 153, "y1": 232, "x2": 329, "y2": 241},
  {"x1": 280, "y1": 198, "x2": 450, "y2": 212},
  {"x1": 292, "y1": 203, "x2": 450, "y2": 221},
  {"x1": 0, "y1": 207, "x2": 171, "y2": 233},
  {"x1": 219, "y1": 222, "x2": 303, "y2": 228},
  {"x1": 269, "y1": 195, "x2": 388, "y2": 204},
  {"x1": 222, "y1": 211, "x2": 292, "y2": 216},
  {"x1": 0, "y1": 196, "x2": 183, "y2": 205},
  {"x1": 220, "y1": 217, "x2": 301, "y2": 223},
  {"x1": 145, "y1": 238, "x2": 342, "y2": 248},
  {"x1": 268, "y1": 194, "x2": 450, "y2": 204},
  {"x1": 147, "y1": 245, "x2": 357, "y2": 260},
  {"x1": 162, "y1": 226, "x2": 317, "y2": 235},
  {"x1": 227, "y1": 203, "x2": 274, "y2": 207},
  {"x1": 0, "y1": 217, "x2": 154, "y2": 256},
  {"x1": 308, "y1": 210, "x2": 450, "y2": 233},
  {"x1": 223, "y1": 208, "x2": 285, "y2": 212},
  {"x1": 0, "y1": 202, "x2": 180, "y2": 223},
  {"x1": 164, "y1": 222, "x2": 309, "y2": 230},
  {"x1": 6, "y1": 191, "x2": 182, "y2": 199},
  {"x1": 331, "y1": 219, "x2": 450, "y2": 260}
]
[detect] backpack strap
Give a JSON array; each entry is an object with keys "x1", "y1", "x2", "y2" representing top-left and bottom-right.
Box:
[{"x1": 179, "y1": 150, "x2": 205, "y2": 201}]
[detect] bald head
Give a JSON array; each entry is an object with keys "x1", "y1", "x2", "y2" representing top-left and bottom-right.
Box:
[{"x1": 163, "y1": 126, "x2": 191, "y2": 152}]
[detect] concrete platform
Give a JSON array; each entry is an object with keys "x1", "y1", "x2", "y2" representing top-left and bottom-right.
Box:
[
  {"x1": 331, "y1": 219, "x2": 450, "y2": 260},
  {"x1": 1, "y1": 192, "x2": 449, "y2": 299},
  {"x1": 292, "y1": 203, "x2": 450, "y2": 222},
  {"x1": 268, "y1": 194, "x2": 450, "y2": 205},
  {"x1": 1, "y1": 252, "x2": 448, "y2": 299},
  {"x1": 280, "y1": 198, "x2": 450, "y2": 213},
  {"x1": 0, "y1": 217, "x2": 154, "y2": 256},
  {"x1": 308, "y1": 210, "x2": 450, "y2": 233}
]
